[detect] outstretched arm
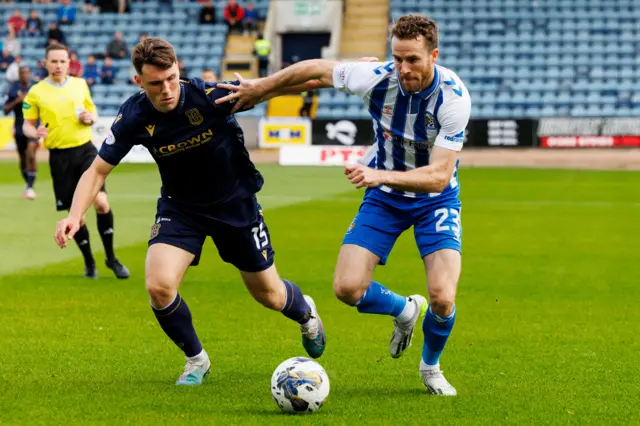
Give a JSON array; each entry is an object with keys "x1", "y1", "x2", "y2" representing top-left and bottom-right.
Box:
[
  {"x1": 257, "y1": 59, "x2": 338, "y2": 91},
  {"x1": 216, "y1": 57, "x2": 380, "y2": 112},
  {"x1": 255, "y1": 79, "x2": 325, "y2": 104}
]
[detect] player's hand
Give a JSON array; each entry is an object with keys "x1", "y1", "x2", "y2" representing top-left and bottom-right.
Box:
[
  {"x1": 54, "y1": 217, "x2": 80, "y2": 248},
  {"x1": 79, "y1": 111, "x2": 93, "y2": 125},
  {"x1": 36, "y1": 125, "x2": 48, "y2": 139},
  {"x1": 215, "y1": 73, "x2": 265, "y2": 113},
  {"x1": 344, "y1": 164, "x2": 383, "y2": 189}
]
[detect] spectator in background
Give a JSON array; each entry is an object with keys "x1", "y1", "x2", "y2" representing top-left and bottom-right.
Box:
[
  {"x1": 6, "y1": 55, "x2": 23, "y2": 83},
  {"x1": 199, "y1": 0, "x2": 216, "y2": 25},
  {"x1": 7, "y1": 9, "x2": 26, "y2": 36},
  {"x1": 100, "y1": 56, "x2": 116, "y2": 84},
  {"x1": 83, "y1": 0, "x2": 100, "y2": 14},
  {"x1": 0, "y1": 49, "x2": 14, "y2": 73},
  {"x1": 69, "y1": 51, "x2": 83, "y2": 77},
  {"x1": 26, "y1": 10, "x2": 43, "y2": 37},
  {"x1": 32, "y1": 60, "x2": 46, "y2": 81},
  {"x1": 253, "y1": 33, "x2": 270, "y2": 78},
  {"x1": 178, "y1": 58, "x2": 188, "y2": 78},
  {"x1": 5, "y1": 31, "x2": 21, "y2": 57},
  {"x1": 83, "y1": 55, "x2": 99, "y2": 87},
  {"x1": 244, "y1": 1, "x2": 259, "y2": 35},
  {"x1": 117, "y1": 0, "x2": 131, "y2": 14},
  {"x1": 201, "y1": 68, "x2": 217, "y2": 82},
  {"x1": 96, "y1": 0, "x2": 130, "y2": 14},
  {"x1": 138, "y1": 32, "x2": 148, "y2": 45},
  {"x1": 224, "y1": 0, "x2": 244, "y2": 34},
  {"x1": 105, "y1": 31, "x2": 127, "y2": 59},
  {"x1": 299, "y1": 89, "x2": 314, "y2": 117},
  {"x1": 46, "y1": 22, "x2": 66, "y2": 46},
  {"x1": 57, "y1": 0, "x2": 77, "y2": 25}
]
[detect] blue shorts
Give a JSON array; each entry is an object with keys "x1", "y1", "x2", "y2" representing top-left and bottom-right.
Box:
[
  {"x1": 343, "y1": 188, "x2": 462, "y2": 265},
  {"x1": 148, "y1": 196, "x2": 274, "y2": 272}
]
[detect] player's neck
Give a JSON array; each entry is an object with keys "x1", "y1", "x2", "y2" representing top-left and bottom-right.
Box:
[
  {"x1": 419, "y1": 77, "x2": 435, "y2": 93},
  {"x1": 47, "y1": 75, "x2": 68, "y2": 86}
]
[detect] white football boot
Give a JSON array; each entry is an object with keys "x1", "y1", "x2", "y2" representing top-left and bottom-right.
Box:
[
  {"x1": 176, "y1": 354, "x2": 211, "y2": 386},
  {"x1": 389, "y1": 295, "x2": 428, "y2": 358},
  {"x1": 420, "y1": 362, "x2": 457, "y2": 396}
]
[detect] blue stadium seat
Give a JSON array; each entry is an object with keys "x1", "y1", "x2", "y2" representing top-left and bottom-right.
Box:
[{"x1": 336, "y1": 0, "x2": 640, "y2": 118}]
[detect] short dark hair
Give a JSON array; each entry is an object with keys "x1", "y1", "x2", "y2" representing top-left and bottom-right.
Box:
[
  {"x1": 131, "y1": 37, "x2": 177, "y2": 75},
  {"x1": 390, "y1": 15, "x2": 438, "y2": 51},
  {"x1": 45, "y1": 42, "x2": 68, "y2": 59}
]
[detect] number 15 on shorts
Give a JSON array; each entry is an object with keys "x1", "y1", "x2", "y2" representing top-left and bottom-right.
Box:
[{"x1": 435, "y1": 207, "x2": 461, "y2": 240}]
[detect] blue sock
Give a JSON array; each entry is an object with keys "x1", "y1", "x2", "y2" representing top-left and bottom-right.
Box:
[
  {"x1": 356, "y1": 281, "x2": 407, "y2": 316},
  {"x1": 21, "y1": 169, "x2": 28, "y2": 185},
  {"x1": 152, "y1": 293, "x2": 203, "y2": 357},
  {"x1": 280, "y1": 279, "x2": 312, "y2": 324},
  {"x1": 26, "y1": 171, "x2": 36, "y2": 188},
  {"x1": 422, "y1": 305, "x2": 456, "y2": 366}
]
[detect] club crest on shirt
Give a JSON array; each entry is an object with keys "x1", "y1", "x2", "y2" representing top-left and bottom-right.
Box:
[
  {"x1": 150, "y1": 223, "x2": 161, "y2": 239},
  {"x1": 424, "y1": 112, "x2": 437, "y2": 130},
  {"x1": 104, "y1": 132, "x2": 115, "y2": 145},
  {"x1": 186, "y1": 108, "x2": 204, "y2": 126}
]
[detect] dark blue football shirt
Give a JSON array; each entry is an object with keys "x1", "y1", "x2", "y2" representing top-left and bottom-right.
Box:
[
  {"x1": 99, "y1": 78, "x2": 263, "y2": 225},
  {"x1": 4, "y1": 80, "x2": 35, "y2": 136}
]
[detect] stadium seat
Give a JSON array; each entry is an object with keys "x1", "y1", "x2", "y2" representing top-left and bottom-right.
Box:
[{"x1": 319, "y1": 0, "x2": 640, "y2": 118}]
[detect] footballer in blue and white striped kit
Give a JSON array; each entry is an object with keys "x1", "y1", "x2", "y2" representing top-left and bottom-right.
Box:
[{"x1": 216, "y1": 14, "x2": 470, "y2": 396}]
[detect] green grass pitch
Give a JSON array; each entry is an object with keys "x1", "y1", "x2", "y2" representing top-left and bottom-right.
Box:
[{"x1": 0, "y1": 160, "x2": 639, "y2": 425}]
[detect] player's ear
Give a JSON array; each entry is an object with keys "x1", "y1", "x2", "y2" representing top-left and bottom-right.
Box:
[
  {"x1": 133, "y1": 74, "x2": 143, "y2": 88},
  {"x1": 431, "y1": 48, "x2": 439, "y2": 62}
]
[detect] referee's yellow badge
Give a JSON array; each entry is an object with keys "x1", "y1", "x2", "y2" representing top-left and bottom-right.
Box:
[{"x1": 186, "y1": 108, "x2": 204, "y2": 126}]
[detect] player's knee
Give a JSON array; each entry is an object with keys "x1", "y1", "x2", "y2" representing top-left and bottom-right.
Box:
[
  {"x1": 333, "y1": 275, "x2": 367, "y2": 306},
  {"x1": 145, "y1": 274, "x2": 178, "y2": 307},
  {"x1": 429, "y1": 292, "x2": 456, "y2": 317},
  {"x1": 94, "y1": 200, "x2": 110, "y2": 214},
  {"x1": 93, "y1": 193, "x2": 110, "y2": 214}
]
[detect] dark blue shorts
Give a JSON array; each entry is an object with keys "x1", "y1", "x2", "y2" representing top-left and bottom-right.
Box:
[{"x1": 148, "y1": 196, "x2": 275, "y2": 272}]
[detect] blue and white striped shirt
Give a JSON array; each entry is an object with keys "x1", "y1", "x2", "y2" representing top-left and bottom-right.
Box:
[{"x1": 332, "y1": 62, "x2": 471, "y2": 199}]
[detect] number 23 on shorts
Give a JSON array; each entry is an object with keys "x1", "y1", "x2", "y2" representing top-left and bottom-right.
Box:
[{"x1": 434, "y1": 207, "x2": 461, "y2": 240}]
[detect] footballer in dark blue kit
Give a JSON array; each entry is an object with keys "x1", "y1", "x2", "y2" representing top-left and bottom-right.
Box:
[
  {"x1": 3, "y1": 64, "x2": 38, "y2": 200},
  {"x1": 100, "y1": 75, "x2": 268, "y2": 270},
  {"x1": 54, "y1": 38, "x2": 326, "y2": 386}
]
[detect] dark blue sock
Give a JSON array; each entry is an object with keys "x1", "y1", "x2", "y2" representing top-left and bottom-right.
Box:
[
  {"x1": 281, "y1": 279, "x2": 312, "y2": 324},
  {"x1": 422, "y1": 305, "x2": 456, "y2": 366},
  {"x1": 21, "y1": 169, "x2": 28, "y2": 185},
  {"x1": 356, "y1": 281, "x2": 407, "y2": 316},
  {"x1": 152, "y1": 293, "x2": 203, "y2": 357},
  {"x1": 26, "y1": 171, "x2": 36, "y2": 188}
]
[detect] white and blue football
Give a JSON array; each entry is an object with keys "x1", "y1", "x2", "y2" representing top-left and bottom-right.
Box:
[{"x1": 270, "y1": 357, "x2": 330, "y2": 414}]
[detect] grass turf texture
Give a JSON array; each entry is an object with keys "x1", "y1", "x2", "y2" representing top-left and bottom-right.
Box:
[{"x1": 0, "y1": 161, "x2": 638, "y2": 424}]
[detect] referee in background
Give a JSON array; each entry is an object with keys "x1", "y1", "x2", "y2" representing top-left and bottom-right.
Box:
[{"x1": 22, "y1": 43, "x2": 129, "y2": 280}]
